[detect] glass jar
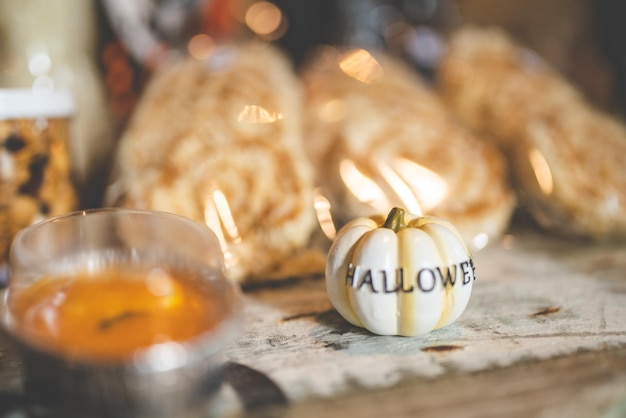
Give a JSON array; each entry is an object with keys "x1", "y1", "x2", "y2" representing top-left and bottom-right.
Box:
[
  {"x1": 0, "y1": 208, "x2": 242, "y2": 418},
  {"x1": 0, "y1": 89, "x2": 78, "y2": 281},
  {"x1": 0, "y1": 0, "x2": 115, "y2": 207}
]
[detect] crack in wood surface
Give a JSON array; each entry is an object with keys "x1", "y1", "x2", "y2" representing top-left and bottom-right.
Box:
[{"x1": 530, "y1": 306, "x2": 561, "y2": 317}]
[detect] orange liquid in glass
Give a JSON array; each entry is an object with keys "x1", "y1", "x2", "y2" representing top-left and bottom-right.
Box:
[{"x1": 8, "y1": 265, "x2": 227, "y2": 361}]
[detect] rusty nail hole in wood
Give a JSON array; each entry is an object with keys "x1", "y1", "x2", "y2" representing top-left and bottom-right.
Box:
[
  {"x1": 531, "y1": 306, "x2": 561, "y2": 317},
  {"x1": 422, "y1": 345, "x2": 464, "y2": 353}
]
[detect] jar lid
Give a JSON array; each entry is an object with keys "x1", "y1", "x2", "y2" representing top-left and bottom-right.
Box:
[{"x1": 0, "y1": 88, "x2": 75, "y2": 120}]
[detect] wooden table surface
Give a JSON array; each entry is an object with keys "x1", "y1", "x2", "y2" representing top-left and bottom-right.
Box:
[{"x1": 1, "y1": 225, "x2": 626, "y2": 417}]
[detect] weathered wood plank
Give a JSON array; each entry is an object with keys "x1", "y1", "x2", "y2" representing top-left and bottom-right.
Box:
[
  {"x1": 220, "y1": 230, "x2": 626, "y2": 414},
  {"x1": 1, "y1": 228, "x2": 625, "y2": 417},
  {"x1": 242, "y1": 347, "x2": 626, "y2": 418}
]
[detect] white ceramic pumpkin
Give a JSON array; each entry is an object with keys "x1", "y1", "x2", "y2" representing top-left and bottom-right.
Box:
[{"x1": 326, "y1": 207, "x2": 475, "y2": 336}]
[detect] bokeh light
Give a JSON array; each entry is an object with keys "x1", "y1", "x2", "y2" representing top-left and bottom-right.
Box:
[
  {"x1": 244, "y1": 1, "x2": 287, "y2": 40},
  {"x1": 188, "y1": 34, "x2": 214, "y2": 60}
]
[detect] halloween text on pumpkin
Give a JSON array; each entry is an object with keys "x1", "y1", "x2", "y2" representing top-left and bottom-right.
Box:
[{"x1": 345, "y1": 259, "x2": 475, "y2": 293}]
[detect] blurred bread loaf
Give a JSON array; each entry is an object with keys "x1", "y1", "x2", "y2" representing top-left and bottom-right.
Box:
[
  {"x1": 438, "y1": 27, "x2": 626, "y2": 240},
  {"x1": 106, "y1": 43, "x2": 317, "y2": 281},
  {"x1": 302, "y1": 47, "x2": 515, "y2": 249}
]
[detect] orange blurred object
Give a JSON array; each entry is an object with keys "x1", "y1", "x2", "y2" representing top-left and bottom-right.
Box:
[{"x1": 8, "y1": 265, "x2": 228, "y2": 361}]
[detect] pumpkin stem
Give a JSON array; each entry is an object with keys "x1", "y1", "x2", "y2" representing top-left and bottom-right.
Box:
[{"x1": 382, "y1": 207, "x2": 407, "y2": 232}]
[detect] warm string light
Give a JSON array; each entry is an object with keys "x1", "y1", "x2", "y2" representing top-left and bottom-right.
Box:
[
  {"x1": 203, "y1": 186, "x2": 241, "y2": 269},
  {"x1": 237, "y1": 104, "x2": 282, "y2": 124},
  {"x1": 244, "y1": 1, "x2": 288, "y2": 41},
  {"x1": 313, "y1": 189, "x2": 337, "y2": 240},
  {"x1": 339, "y1": 158, "x2": 389, "y2": 213},
  {"x1": 339, "y1": 157, "x2": 449, "y2": 218},
  {"x1": 188, "y1": 34, "x2": 214, "y2": 60},
  {"x1": 528, "y1": 147, "x2": 554, "y2": 195},
  {"x1": 188, "y1": 1, "x2": 290, "y2": 59},
  {"x1": 339, "y1": 49, "x2": 384, "y2": 84}
]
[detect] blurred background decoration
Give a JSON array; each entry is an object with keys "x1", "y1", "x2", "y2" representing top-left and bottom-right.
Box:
[
  {"x1": 0, "y1": 0, "x2": 115, "y2": 208},
  {"x1": 1, "y1": 0, "x2": 625, "y2": 258},
  {"x1": 95, "y1": 0, "x2": 626, "y2": 115}
]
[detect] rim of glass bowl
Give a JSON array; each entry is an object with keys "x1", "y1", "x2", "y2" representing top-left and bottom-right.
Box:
[{"x1": 0, "y1": 208, "x2": 244, "y2": 371}]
